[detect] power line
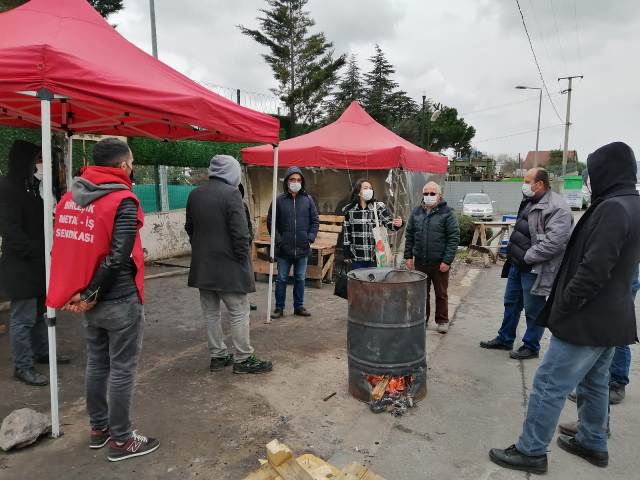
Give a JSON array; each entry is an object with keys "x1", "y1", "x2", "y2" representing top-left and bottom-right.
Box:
[
  {"x1": 514, "y1": 0, "x2": 563, "y2": 122},
  {"x1": 549, "y1": 0, "x2": 569, "y2": 73},
  {"x1": 528, "y1": 0, "x2": 556, "y2": 77},
  {"x1": 462, "y1": 93, "x2": 562, "y2": 117},
  {"x1": 474, "y1": 123, "x2": 565, "y2": 144}
]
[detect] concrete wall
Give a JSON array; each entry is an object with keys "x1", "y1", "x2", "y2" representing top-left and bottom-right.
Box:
[
  {"x1": 140, "y1": 209, "x2": 191, "y2": 262},
  {"x1": 442, "y1": 181, "x2": 523, "y2": 216}
]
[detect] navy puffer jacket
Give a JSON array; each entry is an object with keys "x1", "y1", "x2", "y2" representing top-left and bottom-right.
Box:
[{"x1": 267, "y1": 167, "x2": 320, "y2": 259}]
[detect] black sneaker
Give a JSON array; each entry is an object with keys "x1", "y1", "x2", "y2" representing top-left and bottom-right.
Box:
[
  {"x1": 489, "y1": 444, "x2": 548, "y2": 474},
  {"x1": 271, "y1": 308, "x2": 284, "y2": 319},
  {"x1": 107, "y1": 431, "x2": 160, "y2": 462},
  {"x1": 479, "y1": 338, "x2": 512, "y2": 350},
  {"x1": 14, "y1": 367, "x2": 48, "y2": 386},
  {"x1": 89, "y1": 426, "x2": 111, "y2": 449},
  {"x1": 233, "y1": 355, "x2": 273, "y2": 374},
  {"x1": 250, "y1": 303, "x2": 258, "y2": 311},
  {"x1": 609, "y1": 382, "x2": 626, "y2": 405},
  {"x1": 210, "y1": 354, "x2": 234, "y2": 372},
  {"x1": 509, "y1": 346, "x2": 539, "y2": 360},
  {"x1": 557, "y1": 435, "x2": 608, "y2": 467}
]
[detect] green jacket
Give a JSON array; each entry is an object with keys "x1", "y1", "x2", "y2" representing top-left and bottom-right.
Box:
[{"x1": 404, "y1": 201, "x2": 460, "y2": 265}]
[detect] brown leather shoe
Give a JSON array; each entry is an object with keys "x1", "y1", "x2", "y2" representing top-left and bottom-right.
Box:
[
  {"x1": 558, "y1": 420, "x2": 611, "y2": 438},
  {"x1": 270, "y1": 308, "x2": 284, "y2": 319},
  {"x1": 294, "y1": 307, "x2": 311, "y2": 317}
]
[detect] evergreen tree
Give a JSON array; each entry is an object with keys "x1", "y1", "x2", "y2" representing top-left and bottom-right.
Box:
[
  {"x1": 325, "y1": 54, "x2": 364, "y2": 120},
  {"x1": 239, "y1": 0, "x2": 346, "y2": 136},
  {"x1": 362, "y1": 45, "x2": 398, "y2": 125},
  {"x1": 0, "y1": 0, "x2": 123, "y2": 17}
]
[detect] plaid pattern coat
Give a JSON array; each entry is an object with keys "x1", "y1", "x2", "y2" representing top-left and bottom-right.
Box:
[{"x1": 342, "y1": 201, "x2": 398, "y2": 262}]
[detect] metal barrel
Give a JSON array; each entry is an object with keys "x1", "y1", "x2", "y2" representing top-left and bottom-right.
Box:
[{"x1": 347, "y1": 267, "x2": 428, "y2": 402}]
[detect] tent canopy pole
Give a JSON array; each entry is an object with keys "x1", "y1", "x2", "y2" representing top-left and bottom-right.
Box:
[
  {"x1": 38, "y1": 89, "x2": 60, "y2": 438},
  {"x1": 265, "y1": 145, "x2": 279, "y2": 324}
]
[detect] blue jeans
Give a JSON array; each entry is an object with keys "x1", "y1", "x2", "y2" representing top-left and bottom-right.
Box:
[
  {"x1": 496, "y1": 265, "x2": 546, "y2": 352},
  {"x1": 609, "y1": 263, "x2": 639, "y2": 385},
  {"x1": 351, "y1": 260, "x2": 376, "y2": 270},
  {"x1": 517, "y1": 336, "x2": 615, "y2": 455},
  {"x1": 275, "y1": 256, "x2": 308, "y2": 310}
]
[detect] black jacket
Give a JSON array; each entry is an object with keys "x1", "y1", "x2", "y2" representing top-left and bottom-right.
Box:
[
  {"x1": 404, "y1": 201, "x2": 460, "y2": 266},
  {"x1": 538, "y1": 142, "x2": 640, "y2": 346},
  {"x1": 506, "y1": 199, "x2": 534, "y2": 272},
  {"x1": 267, "y1": 167, "x2": 319, "y2": 259},
  {"x1": 186, "y1": 178, "x2": 255, "y2": 293},
  {"x1": 0, "y1": 141, "x2": 45, "y2": 300}
]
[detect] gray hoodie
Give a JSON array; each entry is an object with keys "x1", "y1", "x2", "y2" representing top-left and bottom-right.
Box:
[
  {"x1": 208, "y1": 154, "x2": 241, "y2": 187},
  {"x1": 71, "y1": 177, "x2": 128, "y2": 207}
]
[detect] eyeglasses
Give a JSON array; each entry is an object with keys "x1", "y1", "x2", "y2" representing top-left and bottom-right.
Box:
[{"x1": 423, "y1": 192, "x2": 438, "y2": 196}]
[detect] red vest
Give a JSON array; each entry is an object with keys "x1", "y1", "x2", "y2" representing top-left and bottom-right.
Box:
[{"x1": 46, "y1": 168, "x2": 145, "y2": 308}]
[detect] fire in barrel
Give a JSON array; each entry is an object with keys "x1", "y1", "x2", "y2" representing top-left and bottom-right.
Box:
[{"x1": 347, "y1": 268, "x2": 428, "y2": 416}]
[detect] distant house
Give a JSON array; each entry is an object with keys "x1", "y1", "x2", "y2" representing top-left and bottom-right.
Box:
[{"x1": 523, "y1": 150, "x2": 578, "y2": 170}]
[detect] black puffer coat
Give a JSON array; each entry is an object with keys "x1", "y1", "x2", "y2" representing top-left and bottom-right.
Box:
[
  {"x1": 538, "y1": 142, "x2": 640, "y2": 346},
  {"x1": 0, "y1": 141, "x2": 45, "y2": 300},
  {"x1": 404, "y1": 201, "x2": 460, "y2": 266},
  {"x1": 267, "y1": 167, "x2": 319, "y2": 259}
]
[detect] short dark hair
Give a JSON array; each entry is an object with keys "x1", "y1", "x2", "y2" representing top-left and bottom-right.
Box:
[
  {"x1": 93, "y1": 138, "x2": 131, "y2": 167},
  {"x1": 534, "y1": 168, "x2": 550, "y2": 189}
]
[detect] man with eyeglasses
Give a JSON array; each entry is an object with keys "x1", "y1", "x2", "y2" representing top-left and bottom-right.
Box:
[
  {"x1": 404, "y1": 181, "x2": 460, "y2": 333},
  {"x1": 480, "y1": 168, "x2": 572, "y2": 360}
]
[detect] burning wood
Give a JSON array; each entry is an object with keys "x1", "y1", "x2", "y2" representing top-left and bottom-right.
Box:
[{"x1": 367, "y1": 375, "x2": 415, "y2": 416}]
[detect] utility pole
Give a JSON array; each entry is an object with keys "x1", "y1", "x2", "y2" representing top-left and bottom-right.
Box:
[
  {"x1": 149, "y1": 0, "x2": 169, "y2": 212},
  {"x1": 420, "y1": 95, "x2": 426, "y2": 148},
  {"x1": 559, "y1": 75, "x2": 583, "y2": 177}
]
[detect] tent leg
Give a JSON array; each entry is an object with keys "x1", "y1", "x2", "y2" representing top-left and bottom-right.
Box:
[
  {"x1": 40, "y1": 97, "x2": 60, "y2": 438},
  {"x1": 66, "y1": 135, "x2": 73, "y2": 192},
  {"x1": 265, "y1": 145, "x2": 279, "y2": 324}
]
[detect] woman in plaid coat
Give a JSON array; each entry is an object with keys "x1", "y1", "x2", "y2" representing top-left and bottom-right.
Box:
[{"x1": 341, "y1": 179, "x2": 403, "y2": 269}]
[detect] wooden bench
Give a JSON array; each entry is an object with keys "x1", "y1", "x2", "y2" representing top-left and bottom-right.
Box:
[
  {"x1": 466, "y1": 221, "x2": 514, "y2": 267},
  {"x1": 251, "y1": 214, "x2": 345, "y2": 288}
]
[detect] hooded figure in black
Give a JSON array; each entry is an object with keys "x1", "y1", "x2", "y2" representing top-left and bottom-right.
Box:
[
  {"x1": 0, "y1": 140, "x2": 52, "y2": 386},
  {"x1": 489, "y1": 142, "x2": 640, "y2": 475},
  {"x1": 538, "y1": 142, "x2": 640, "y2": 346},
  {"x1": 267, "y1": 166, "x2": 319, "y2": 318}
]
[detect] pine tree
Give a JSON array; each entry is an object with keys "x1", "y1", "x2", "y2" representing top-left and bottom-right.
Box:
[
  {"x1": 239, "y1": 0, "x2": 346, "y2": 136},
  {"x1": 325, "y1": 54, "x2": 363, "y2": 119},
  {"x1": 0, "y1": 0, "x2": 123, "y2": 17},
  {"x1": 362, "y1": 45, "x2": 399, "y2": 125}
]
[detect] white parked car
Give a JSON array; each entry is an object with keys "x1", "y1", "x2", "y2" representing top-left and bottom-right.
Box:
[{"x1": 460, "y1": 193, "x2": 494, "y2": 221}]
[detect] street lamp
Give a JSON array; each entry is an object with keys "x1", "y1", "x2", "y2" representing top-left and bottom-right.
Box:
[{"x1": 516, "y1": 85, "x2": 542, "y2": 167}]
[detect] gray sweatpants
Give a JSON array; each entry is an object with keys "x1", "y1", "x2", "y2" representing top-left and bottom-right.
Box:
[
  {"x1": 199, "y1": 289, "x2": 254, "y2": 362},
  {"x1": 84, "y1": 294, "x2": 144, "y2": 442},
  {"x1": 10, "y1": 297, "x2": 48, "y2": 370}
]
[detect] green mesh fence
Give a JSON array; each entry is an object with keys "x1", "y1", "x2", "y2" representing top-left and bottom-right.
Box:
[{"x1": 132, "y1": 184, "x2": 197, "y2": 213}]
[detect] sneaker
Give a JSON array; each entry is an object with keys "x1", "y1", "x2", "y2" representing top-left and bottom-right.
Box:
[
  {"x1": 89, "y1": 427, "x2": 111, "y2": 449},
  {"x1": 250, "y1": 303, "x2": 258, "y2": 311},
  {"x1": 233, "y1": 355, "x2": 273, "y2": 374},
  {"x1": 436, "y1": 323, "x2": 449, "y2": 334},
  {"x1": 479, "y1": 338, "x2": 512, "y2": 350},
  {"x1": 14, "y1": 367, "x2": 48, "y2": 386},
  {"x1": 271, "y1": 308, "x2": 284, "y2": 319},
  {"x1": 609, "y1": 382, "x2": 626, "y2": 405},
  {"x1": 107, "y1": 431, "x2": 160, "y2": 462},
  {"x1": 294, "y1": 307, "x2": 311, "y2": 317},
  {"x1": 210, "y1": 354, "x2": 234, "y2": 372},
  {"x1": 509, "y1": 346, "x2": 539, "y2": 360}
]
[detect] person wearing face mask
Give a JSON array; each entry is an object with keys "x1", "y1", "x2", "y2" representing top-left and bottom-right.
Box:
[
  {"x1": 480, "y1": 168, "x2": 572, "y2": 360},
  {"x1": 0, "y1": 140, "x2": 67, "y2": 386},
  {"x1": 267, "y1": 167, "x2": 319, "y2": 319},
  {"x1": 47, "y1": 137, "x2": 160, "y2": 461},
  {"x1": 342, "y1": 179, "x2": 403, "y2": 269},
  {"x1": 489, "y1": 144, "x2": 640, "y2": 474},
  {"x1": 404, "y1": 181, "x2": 460, "y2": 334}
]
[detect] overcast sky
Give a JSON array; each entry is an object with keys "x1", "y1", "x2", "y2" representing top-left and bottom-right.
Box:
[{"x1": 111, "y1": 0, "x2": 640, "y2": 160}]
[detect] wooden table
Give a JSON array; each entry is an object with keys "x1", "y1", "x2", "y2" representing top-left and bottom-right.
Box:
[{"x1": 466, "y1": 221, "x2": 514, "y2": 267}]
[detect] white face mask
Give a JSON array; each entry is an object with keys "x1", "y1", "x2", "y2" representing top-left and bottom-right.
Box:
[
  {"x1": 288, "y1": 181, "x2": 302, "y2": 193},
  {"x1": 362, "y1": 189, "x2": 374, "y2": 201},
  {"x1": 423, "y1": 194, "x2": 438, "y2": 206},
  {"x1": 522, "y1": 183, "x2": 535, "y2": 198},
  {"x1": 34, "y1": 163, "x2": 43, "y2": 181}
]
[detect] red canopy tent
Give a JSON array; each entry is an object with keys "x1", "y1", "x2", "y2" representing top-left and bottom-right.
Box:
[
  {"x1": 0, "y1": 0, "x2": 280, "y2": 437},
  {"x1": 242, "y1": 101, "x2": 447, "y2": 173}
]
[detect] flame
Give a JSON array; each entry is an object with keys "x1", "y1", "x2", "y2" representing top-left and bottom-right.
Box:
[{"x1": 367, "y1": 375, "x2": 409, "y2": 394}]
